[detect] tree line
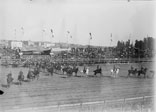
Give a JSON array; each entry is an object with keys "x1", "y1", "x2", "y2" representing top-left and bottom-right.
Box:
[{"x1": 115, "y1": 37, "x2": 155, "y2": 58}]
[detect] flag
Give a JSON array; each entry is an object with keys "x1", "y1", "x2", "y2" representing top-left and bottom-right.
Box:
[
  {"x1": 14, "y1": 29, "x2": 16, "y2": 34},
  {"x1": 67, "y1": 31, "x2": 70, "y2": 34},
  {"x1": 50, "y1": 29, "x2": 54, "y2": 38},
  {"x1": 89, "y1": 33, "x2": 92, "y2": 40},
  {"x1": 51, "y1": 29, "x2": 53, "y2": 33},
  {"x1": 52, "y1": 34, "x2": 54, "y2": 38},
  {"x1": 21, "y1": 27, "x2": 24, "y2": 34},
  {"x1": 42, "y1": 29, "x2": 45, "y2": 32},
  {"x1": 110, "y1": 33, "x2": 112, "y2": 42},
  {"x1": 70, "y1": 36, "x2": 72, "y2": 38},
  {"x1": 110, "y1": 33, "x2": 112, "y2": 37}
]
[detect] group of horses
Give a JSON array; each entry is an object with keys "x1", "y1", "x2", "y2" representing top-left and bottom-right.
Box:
[
  {"x1": 53, "y1": 63, "x2": 103, "y2": 77},
  {"x1": 128, "y1": 67, "x2": 148, "y2": 78},
  {"x1": 6, "y1": 63, "x2": 151, "y2": 88},
  {"x1": 26, "y1": 67, "x2": 40, "y2": 81},
  {"x1": 6, "y1": 68, "x2": 40, "y2": 88},
  {"x1": 25, "y1": 63, "x2": 150, "y2": 79}
]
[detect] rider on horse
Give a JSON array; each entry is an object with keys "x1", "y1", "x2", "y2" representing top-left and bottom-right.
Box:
[
  {"x1": 131, "y1": 65, "x2": 134, "y2": 70},
  {"x1": 7, "y1": 72, "x2": 14, "y2": 88},
  {"x1": 113, "y1": 65, "x2": 117, "y2": 72},
  {"x1": 18, "y1": 70, "x2": 24, "y2": 85},
  {"x1": 83, "y1": 66, "x2": 86, "y2": 74}
]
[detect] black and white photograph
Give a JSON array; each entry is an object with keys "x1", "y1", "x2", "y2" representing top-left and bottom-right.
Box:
[{"x1": 0, "y1": 0, "x2": 155, "y2": 112}]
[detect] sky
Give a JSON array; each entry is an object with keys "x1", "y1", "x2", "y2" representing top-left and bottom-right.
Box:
[{"x1": 0, "y1": 0, "x2": 155, "y2": 46}]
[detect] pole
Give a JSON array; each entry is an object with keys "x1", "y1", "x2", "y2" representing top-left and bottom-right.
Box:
[
  {"x1": 67, "y1": 31, "x2": 70, "y2": 48},
  {"x1": 128, "y1": 46, "x2": 130, "y2": 63},
  {"x1": 14, "y1": 29, "x2": 16, "y2": 40},
  {"x1": 58, "y1": 104, "x2": 60, "y2": 112},
  {"x1": 21, "y1": 27, "x2": 24, "y2": 41},
  {"x1": 88, "y1": 33, "x2": 92, "y2": 64},
  {"x1": 122, "y1": 98, "x2": 125, "y2": 112},
  {"x1": 103, "y1": 100, "x2": 106, "y2": 112},
  {"x1": 42, "y1": 29, "x2": 45, "y2": 42},
  {"x1": 110, "y1": 33, "x2": 112, "y2": 58}
]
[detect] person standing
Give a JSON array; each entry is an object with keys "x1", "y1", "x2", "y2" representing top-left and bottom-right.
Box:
[{"x1": 7, "y1": 72, "x2": 14, "y2": 88}]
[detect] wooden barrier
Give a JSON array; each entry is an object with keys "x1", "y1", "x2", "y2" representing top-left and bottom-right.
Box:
[{"x1": 5, "y1": 96, "x2": 153, "y2": 112}]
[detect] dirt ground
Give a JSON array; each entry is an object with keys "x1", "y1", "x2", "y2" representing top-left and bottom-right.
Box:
[{"x1": 0, "y1": 62, "x2": 154, "y2": 112}]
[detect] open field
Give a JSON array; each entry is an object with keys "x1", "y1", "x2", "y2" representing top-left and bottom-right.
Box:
[{"x1": 0, "y1": 62, "x2": 154, "y2": 112}]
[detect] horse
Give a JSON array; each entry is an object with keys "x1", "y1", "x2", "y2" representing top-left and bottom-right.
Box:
[
  {"x1": 149, "y1": 70, "x2": 154, "y2": 78},
  {"x1": 54, "y1": 64, "x2": 62, "y2": 72},
  {"x1": 110, "y1": 68, "x2": 120, "y2": 78},
  {"x1": 27, "y1": 70, "x2": 35, "y2": 81},
  {"x1": 62, "y1": 66, "x2": 79, "y2": 77},
  {"x1": 46, "y1": 66, "x2": 54, "y2": 76},
  {"x1": 18, "y1": 71, "x2": 24, "y2": 85},
  {"x1": 93, "y1": 68, "x2": 102, "y2": 76},
  {"x1": 128, "y1": 69, "x2": 138, "y2": 77},
  {"x1": 137, "y1": 67, "x2": 148, "y2": 78},
  {"x1": 65, "y1": 67, "x2": 73, "y2": 77},
  {"x1": 72, "y1": 66, "x2": 79, "y2": 76},
  {"x1": 32, "y1": 68, "x2": 40, "y2": 80},
  {"x1": 62, "y1": 66, "x2": 69, "y2": 74},
  {"x1": 7, "y1": 73, "x2": 14, "y2": 88}
]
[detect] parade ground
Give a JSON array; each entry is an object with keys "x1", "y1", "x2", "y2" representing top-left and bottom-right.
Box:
[{"x1": 0, "y1": 62, "x2": 154, "y2": 112}]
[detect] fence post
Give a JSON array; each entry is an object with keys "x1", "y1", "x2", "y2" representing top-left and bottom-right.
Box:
[
  {"x1": 90, "y1": 103, "x2": 92, "y2": 112},
  {"x1": 122, "y1": 98, "x2": 126, "y2": 112},
  {"x1": 103, "y1": 100, "x2": 106, "y2": 112},
  {"x1": 79, "y1": 102, "x2": 82, "y2": 112},
  {"x1": 141, "y1": 96, "x2": 145, "y2": 112},
  {"x1": 58, "y1": 104, "x2": 60, "y2": 112}
]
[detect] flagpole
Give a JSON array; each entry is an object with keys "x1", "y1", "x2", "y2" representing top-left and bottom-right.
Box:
[
  {"x1": 50, "y1": 29, "x2": 54, "y2": 43},
  {"x1": 42, "y1": 29, "x2": 45, "y2": 42},
  {"x1": 14, "y1": 29, "x2": 16, "y2": 40},
  {"x1": 110, "y1": 33, "x2": 112, "y2": 46},
  {"x1": 88, "y1": 33, "x2": 92, "y2": 64},
  {"x1": 67, "y1": 31, "x2": 70, "y2": 48},
  {"x1": 128, "y1": 33, "x2": 131, "y2": 61},
  {"x1": 21, "y1": 27, "x2": 24, "y2": 41},
  {"x1": 110, "y1": 33, "x2": 112, "y2": 58}
]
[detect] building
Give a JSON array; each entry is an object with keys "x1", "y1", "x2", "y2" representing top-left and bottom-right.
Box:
[
  {"x1": 0, "y1": 40, "x2": 9, "y2": 48},
  {"x1": 43, "y1": 42, "x2": 55, "y2": 48},
  {"x1": 11, "y1": 40, "x2": 23, "y2": 49}
]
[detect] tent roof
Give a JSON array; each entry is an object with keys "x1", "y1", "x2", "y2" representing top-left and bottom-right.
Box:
[{"x1": 21, "y1": 45, "x2": 51, "y2": 52}]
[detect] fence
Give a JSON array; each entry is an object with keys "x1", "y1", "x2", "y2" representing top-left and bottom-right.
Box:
[
  {"x1": 7, "y1": 96, "x2": 154, "y2": 112},
  {"x1": 56, "y1": 96, "x2": 154, "y2": 112}
]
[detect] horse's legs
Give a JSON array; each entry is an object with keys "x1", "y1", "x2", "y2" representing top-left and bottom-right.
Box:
[
  {"x1": 94, "y1": 72, "x2": 96, "y2": 76},
  {"x1": 37, "y1": 74, "x2": 39, "y2": 80},
  {"x1": 116, "y1": 72, "x2": 118, "y2": 77},
  {"x1": 128, "y1": 72, "x2": 130, "y2": 77},
  {"x1": 75, "y1": 72, "x2": 77, "y2": 77},
  {"x1": 138, "y1": 72, "x2": 140, "y2": 78},
  {"x1": 19, "y1": 81, "x2": 21, "y2": 85},
  {"x1": 100, "y1": 72, "x2": 102, "y2": 77},
  {"x1": 144, "y1": 73, "x2": 146, "y2": 78}
]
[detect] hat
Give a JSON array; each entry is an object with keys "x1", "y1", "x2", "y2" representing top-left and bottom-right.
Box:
[{"x1": 7, "y1": 72, "x2": 12, "y2": 76}]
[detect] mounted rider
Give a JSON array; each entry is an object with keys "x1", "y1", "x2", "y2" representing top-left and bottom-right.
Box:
[
  {"x1": 83, "y1": 66, "x2": 86, "y2": 74},
  {"x1": 18, "y1": 70, "x2": 24, "y2": 85},
  {"x1": 7, "y1": 72, "x2": 14, "y2": 87},
  {"x1": 131, "y1": 65, "x2": 134, "y2": 70},
  {"x1": 113, "y1": 65, "x2": 117, "y2": 72}
]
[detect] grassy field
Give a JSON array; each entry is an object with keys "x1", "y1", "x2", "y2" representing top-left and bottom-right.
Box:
[{"x1": 0, "y1": 62, "x2": 154, "y2": 112}]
